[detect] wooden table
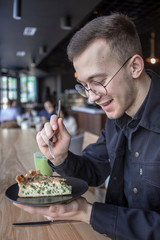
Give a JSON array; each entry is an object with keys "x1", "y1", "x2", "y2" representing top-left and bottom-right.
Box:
[{"x1": 0, "y1": 129, "x2": 110, "y2": 240}]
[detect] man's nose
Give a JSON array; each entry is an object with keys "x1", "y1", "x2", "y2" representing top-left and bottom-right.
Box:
[{"x1": 88, "y1": 90, "x2": 101, "y2": 103}]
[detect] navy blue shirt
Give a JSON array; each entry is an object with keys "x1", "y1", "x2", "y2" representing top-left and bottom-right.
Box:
[
  {"x1": 38, "y1": 109, "x2": 55, "y2": 120},
  {"x1": 49, "y1": 70, "x2": 160, "y2": 239},
  {"x1": 116, "y1": 92, "x2": 149, "y2": 207}
]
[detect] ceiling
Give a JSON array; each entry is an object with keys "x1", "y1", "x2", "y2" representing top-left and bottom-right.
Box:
[
  {"x1": 0, "y1": 0, "x2": 102, "y2": 77},
  {"x1": 1, "y1": 0, "x2": 160, "y2": 77}
]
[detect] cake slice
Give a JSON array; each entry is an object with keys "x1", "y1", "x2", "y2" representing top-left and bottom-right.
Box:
[{"x1": 16, "y1": 170, "x2": 72, "y2": 197}]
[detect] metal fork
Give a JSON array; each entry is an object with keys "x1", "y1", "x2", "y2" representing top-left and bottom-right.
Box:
[{"x1": 48, "y1": 99, "x2": 61, "y2": 159}]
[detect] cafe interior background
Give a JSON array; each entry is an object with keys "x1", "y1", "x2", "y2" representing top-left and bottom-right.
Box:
[{"x1": 0, "y1": 0, "x2": 160, "y2": 136}]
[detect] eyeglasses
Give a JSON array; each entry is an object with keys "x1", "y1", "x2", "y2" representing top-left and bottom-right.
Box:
[{"x1": 75, "y1": 56, "x2": 132, "y2": 98}]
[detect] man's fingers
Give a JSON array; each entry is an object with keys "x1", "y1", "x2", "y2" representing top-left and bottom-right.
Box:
[
  {"x1": 58, "y1": 118, "x2": 70, "y2": 137},
  {"x1": 40, "y1": 128, "x2": 50, "y2": 145},
  {"x1": 13, "y1": 203, "x2": 51, "y2": 216},
  {"x1": 13, "y1": 197, "x2": 91, "y2": 223},
  {"x1": 49, "y1": 200, "x2": 80, "y2": 217},
  {"x1": 50, "y1": 115, "x2": 58, "y2": 131},
  {"x1": 44, "y1": 122, "x2": 54, "y2": 139},
  {"x1": 36, "y1": 131, "x2": 47, "y2": 147},
  {"x1": 13, "y1": 203, "x2": 63, "y2": 219}
]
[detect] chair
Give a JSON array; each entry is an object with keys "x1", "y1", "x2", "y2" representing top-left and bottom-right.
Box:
[
  {"x1": 82, "y1": 131, "x2": 106, "y2": 201},
  {"x1": 82, "y1": 131, "x2": 99, "y2": 150},
  {"x1": 69, "y1": 131, "x2": 99, "y2": 155},
  {"x1": 69, "y1": 132, "x2": 84, "y2": 155},
  {"x1": 82, "y1": 131, "x2": 109, "y2": 190}
]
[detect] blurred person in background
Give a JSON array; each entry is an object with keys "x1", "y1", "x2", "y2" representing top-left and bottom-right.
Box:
[
  {"x1": 0, "y1": 99, "x2": 20, "y2": 123},
  {"x1": 57, "y1": 105, "x2": 78, "y2": 136},
  {"x1": 35, "y1": 100, "x2": 56, "y2": 132},
  {"x1": 38, "y1": 100, "x2": 55, "y2": 123}
]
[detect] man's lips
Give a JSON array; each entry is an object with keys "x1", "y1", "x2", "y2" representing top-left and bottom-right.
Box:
[{"x1": 99, "y1": 99, "x2": 113, "y2": 110}]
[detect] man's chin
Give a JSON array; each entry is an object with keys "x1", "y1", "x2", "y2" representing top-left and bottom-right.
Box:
[{"x1": 105, "y1": 111, "x2": 124, "y2": 120}]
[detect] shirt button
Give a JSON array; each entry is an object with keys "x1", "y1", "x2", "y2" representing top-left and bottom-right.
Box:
[
  {"x1": 135, "y1": 152, "x2": 139, "y2": 158},
  {"x1": 133, "y1": 188, "x2": 138, "y2": 194},
  {"x1": 113, "y1": 176, "x2": 117, "y2": 181}
]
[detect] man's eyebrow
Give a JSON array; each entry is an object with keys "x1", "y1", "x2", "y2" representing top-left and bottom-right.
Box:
[
  {"x1": 88, "y1": 73, "x2": 107, "y2": 80},
  {"x1": 76, "y1": 73, "x2": 107, "y2": 83}
]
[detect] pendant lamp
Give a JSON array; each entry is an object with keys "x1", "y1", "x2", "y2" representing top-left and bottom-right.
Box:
[{"x1": 146, "y1": 32, "x2": 159, "y2": 64}]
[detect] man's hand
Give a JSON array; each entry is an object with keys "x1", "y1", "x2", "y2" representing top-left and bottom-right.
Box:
[
  {"x1": 13, "y1": 197, "x2": 92, "y2": 224},
  {"x1": 36, "y1": 115, "x2": 71, "y2": 165}
]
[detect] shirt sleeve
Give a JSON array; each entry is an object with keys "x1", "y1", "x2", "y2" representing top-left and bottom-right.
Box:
[
  {"x1": 48, "y1": 128, "x2": 111, "y2": 186},
  {"x1": 90, "y1": 202, "x2": 160, "y2": 240}
]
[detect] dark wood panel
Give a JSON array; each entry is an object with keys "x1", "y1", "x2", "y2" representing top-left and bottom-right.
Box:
[{"x1": 76, "y1": 112, "x2": 106, "y2": 135}]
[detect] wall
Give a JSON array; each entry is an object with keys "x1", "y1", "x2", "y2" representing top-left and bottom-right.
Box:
[
  {"x1": 37, "y1": 67, "x2": 76, "y2": 103},
  {"x1": 61, "y1": 68, "x2": 75, "y2": 92},
  {"x1": 37, "y1": 74, "x2": 57, "y2": 103}
]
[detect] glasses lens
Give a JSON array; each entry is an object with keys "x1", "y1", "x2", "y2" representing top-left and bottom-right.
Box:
[
  {"x1": 75, "y1": 84, "x2": 88, "y2": 98},
  {"x1": 90, "y1": 81, "x2": 106, "y2": 96}
]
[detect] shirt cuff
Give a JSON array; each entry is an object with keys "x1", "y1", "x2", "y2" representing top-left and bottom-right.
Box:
[
  {"x1": 47, "y1": 151, "x2": 74, "y2": 172},
  {"x1": 90, "y1": 202, "x2": 117, "y2": 239},
  {"x1": 48, "y1": 158, "x2": 67, "y2": 171}
]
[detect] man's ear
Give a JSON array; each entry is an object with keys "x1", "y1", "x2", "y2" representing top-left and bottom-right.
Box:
[{"x1": 130, "y1": 55, "x2": 144, "y2": 78}]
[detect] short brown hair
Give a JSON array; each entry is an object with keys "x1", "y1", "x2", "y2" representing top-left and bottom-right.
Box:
[{"x1": 67, "y1": 13, "x2": 142, "y2": 64}]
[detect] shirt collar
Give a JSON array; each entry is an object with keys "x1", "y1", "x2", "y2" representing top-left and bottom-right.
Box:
[
  {"x1": 115, "y1": 70, "x2": 160, "y2": 134},
  {"x1": 140, "y1": 70, "x2": 160, "y2": 133},
  {"x1": 115, "y1": 71, "x2": 150, "y2": 131}
]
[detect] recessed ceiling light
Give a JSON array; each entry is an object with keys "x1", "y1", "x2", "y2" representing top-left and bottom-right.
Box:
[
  {"x1": 13, "y1": 0, "x2": 22, "y2": 20},
  {"x1": 16, "y1": 51, "x2": 26, "y2": 57},
  {"x1": 23, "y1": 27, "x2": 37, "y2": 36},
  {"x1": 60, "y1": 16, "x2": 72, "y2": 30}
]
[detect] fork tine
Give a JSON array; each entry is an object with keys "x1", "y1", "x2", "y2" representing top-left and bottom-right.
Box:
[{"x1": 57, "y1": 99, "x2": 61, "y2": 118}]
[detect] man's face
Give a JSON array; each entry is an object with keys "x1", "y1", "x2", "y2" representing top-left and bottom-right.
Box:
[
  {"x1": 73, "y1": 39, "x2": 137, "y2": 119},
  {"x1": 44, "y1": 101, "x2": 54, "y2": 113}
]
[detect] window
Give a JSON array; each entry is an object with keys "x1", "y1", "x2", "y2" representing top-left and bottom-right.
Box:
[
  {"x1": 20, "y1": 75, "x2": 37, "y2": 102},
  {"x1": 0, "y1": 75, "x2": 37, "y2": 109},
  {"x1": 0, "y1": 76, "x2": 17, "y2": 109}
]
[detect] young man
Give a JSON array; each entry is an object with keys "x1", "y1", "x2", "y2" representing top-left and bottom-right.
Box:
[{"x1": 14, "y1": 13, "x2": 160, "y2": 239}]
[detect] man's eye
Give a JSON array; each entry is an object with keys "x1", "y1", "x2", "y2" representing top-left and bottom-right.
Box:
[
  {"x1": 92, "y1": 82, "x2": 99, "y2": 87},
  {"x1": 100, "y1": 78, "x2": 107, "y2": 84},
  {"x1": 92, "y1": 80, "x2": 105, "y2": 86},
  {"x1": 92, "y1": 79, "x2": 106, "y2": 86}
]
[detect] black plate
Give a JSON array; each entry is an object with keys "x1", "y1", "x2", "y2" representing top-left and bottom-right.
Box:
[{"x1": 5, "y1": 176, "x2": 88, "y2": 206}]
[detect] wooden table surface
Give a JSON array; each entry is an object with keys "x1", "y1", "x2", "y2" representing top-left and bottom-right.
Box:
[{"x1": 0, "y1": 129, "x2": 110, "y2": 240}]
